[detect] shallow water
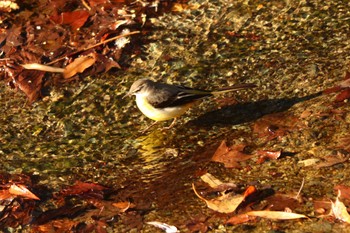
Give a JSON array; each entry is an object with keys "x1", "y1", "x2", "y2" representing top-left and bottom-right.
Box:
[{"x1": 1, "y1": 0, "x2": 350, "y2": 231}]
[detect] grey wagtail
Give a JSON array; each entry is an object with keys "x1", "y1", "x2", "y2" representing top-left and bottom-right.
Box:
[{"x1": 125, "y1": 78, "x2": 256, "y2": 131}]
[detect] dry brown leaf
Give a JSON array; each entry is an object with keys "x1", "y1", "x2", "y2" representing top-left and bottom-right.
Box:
[
  {"x1": 9, "y1": 184, "x2": 40, "y2": 200},
  {"x1": 334, "y1": 185, "x2": 350, "y2": 200},
  {"x1": 316, "y1": 153, "x2": 349, "y2": 168},
  {"x1": 0, "y1": 189, "x2": 13, "y2": 200},
  {"x1": 112, "y1": 201, "x2": 135, "y2": 212},
  {"x1": 21, "y1": 63, "x2": 65, "y2": 73},
  {"x1": 226, "y1": 214, "x2": 252, "y2": 225},
  {"x1": 298, "y1": 158, "x2": 320, "y2": 167},
  {"x1": 200, "y1": 173, "x2": 224, "y2": 188},
  {"x1": 146, "y1": 221, "x2": 179, "y2": 233},
  {"x1": 212, "y1": 141, "x2": 253, "y2": 168},
  {"x1": 256, "y1": 150, "x2": 281, "y2": 164},
  {"x1": 63, "y1": 53, "x2": 97, "y2": 78},
  {"x1": 331, "y1": 191, "x2": 350, "y2": 223},
  {"x1": 246, "y1": 210, "x2": 307, "y2": 220},
  {"x1": 192, "y1": 183, "x2": 244, "y2": 213}
]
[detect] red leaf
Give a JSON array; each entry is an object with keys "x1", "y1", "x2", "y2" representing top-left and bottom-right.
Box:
[
  {"x1": 334, "y1": 185, "x2": 350, "y2": 200},
  {"x1": 211, "y1": 141, "x2": 253, "y2": 168},
  {"x1": 226, "y1": 214, "x2": 251, "y2": 225},
  {"x1": 51, "y1": 10, "x2": 90, "y2": 30},
  {"x1": 335, "y1": 88, "x2": 350, "y2": 102},
  {"x1": 256, "y1": 150, "x2": 282, "y2": 164},
  {"x1": 59, "y1": 181, "x2": 108, "y2": 197}
]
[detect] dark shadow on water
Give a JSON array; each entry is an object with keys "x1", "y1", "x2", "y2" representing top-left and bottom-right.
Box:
[{"x1": 189, "y1": 92, "x2": 322, "y2": 127}]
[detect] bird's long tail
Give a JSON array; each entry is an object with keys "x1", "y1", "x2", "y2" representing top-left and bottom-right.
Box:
[{"x1": 211, "y1": 83, "x2": 256, "y2": 95}]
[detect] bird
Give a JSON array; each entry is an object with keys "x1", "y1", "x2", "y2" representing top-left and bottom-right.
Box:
[{"x1": 124, "y1": 78, "x2": 256, "y2": 132}]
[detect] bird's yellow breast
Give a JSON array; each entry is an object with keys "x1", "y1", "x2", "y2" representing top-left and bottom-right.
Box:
[{"x1": 135, "y1": 95, "x2": 193, "y2": 121}]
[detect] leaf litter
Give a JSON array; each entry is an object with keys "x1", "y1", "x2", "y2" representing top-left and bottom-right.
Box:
[{"x1": 0, "y1": 0, "x2": 182, "y2": 102}]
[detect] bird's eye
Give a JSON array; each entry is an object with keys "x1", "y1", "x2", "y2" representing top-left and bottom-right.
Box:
[{"x1": 135, "y1": 84, "x2": 144, "y2": 93}]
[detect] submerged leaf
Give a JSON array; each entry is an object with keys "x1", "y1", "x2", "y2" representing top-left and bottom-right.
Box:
[
  {"x1": 226, "y1": 214, "x2": 252, "y2": 225},
  {"x1": 212, "y1": 141, "x2": 253, "y2": 168},
  {"x1": 192, "y1": 183, "x2": 245, "y2": 213},
  {"x1": 246, "y1": 210, "x2": 307, "y2": 220}
]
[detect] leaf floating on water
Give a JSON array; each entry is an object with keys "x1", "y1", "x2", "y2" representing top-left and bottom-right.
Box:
[
  {"x1": 9, "y1": 184, "x2": 40, "y2": 200},
  {"x1": 63, "y1": 53, "x2": 97, "y2": 79},
  {"x1": 192, "y1": 183, "x2": 245, "y2": 213},
  {"x1": 146, "y1": 221, "x2": 179, "y2": 233},
  {"x1": 246, "y1": 210, "x2": 308, "y2": 220},
  {"x1": 331, "y1": 190, "x2": 350, "y2": 223}
]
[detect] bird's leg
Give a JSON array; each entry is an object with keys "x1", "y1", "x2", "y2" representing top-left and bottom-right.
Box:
[
  {"x1": 163, "y1": 118, "x2": 177, "y2": 130},
  {"x1": 139, "y1": 121, "x2": 158, "y2": 133}
]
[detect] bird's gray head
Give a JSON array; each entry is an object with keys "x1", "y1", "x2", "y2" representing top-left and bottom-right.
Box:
[{"x1": 125, "y1": 79, "x2": 154, "y2": 97}]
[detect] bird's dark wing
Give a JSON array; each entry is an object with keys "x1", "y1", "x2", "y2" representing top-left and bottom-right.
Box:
[{"x1": 147, "y1": 84, "x2": 212, "y2": 108}]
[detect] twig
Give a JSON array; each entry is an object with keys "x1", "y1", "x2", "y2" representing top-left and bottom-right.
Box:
[
  {"x1": 46, "y1": 30, "x2": 140, "y2": 65},
  {"x1": 295, "y1": 177, "x2": 305, "y2": 200}
]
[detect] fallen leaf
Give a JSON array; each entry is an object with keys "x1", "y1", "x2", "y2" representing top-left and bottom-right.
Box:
[
  {"x1": 226, "y1": 214, "x2": 252, "y2": 225},
  {"x1": 256, "y1": 150, "x2": 281, "y2": 164},
  {"x1": 212, "y1": 141, "x2": 253, "y2": 168},
  {"x1": 298, "y1": 158, "x2": 320, "y2": 167},
  {"x1": 334, "y1": 185, "x2": 350, "y2": 200},
  {"x1": 335, "y1": 88, "x2": 350, "y2": 102},
  {"x1": 9, "y1": 184, "x2": 40, "y2": 200},
  {"x1": 264, "y1": 193, "x2": 301, "y2": 211},
  {"x1": 51, "y1": 10, "x2": 90, "y2": 30},
  {"x1": 21, "y1": 63, "x2": 64, "y2": 73},
  {"x1": 0, "y1": 189, "x2": 13, "y2": 200},
  {"x1": 316, "y1": 153, "x2": 349, "y2": 168},
  {"x1": 192, "y1": 183, "x2": 245, "y2": 213},
  {"x1": 200, "y1": 173, "x2": 223, "y2": 188},
  {"x1": 200, "y1": 173, "x2": 237, "y2": 193},
  {"x1": 253, "y1": 113, "x2": 300, "y2": 141},
  {"x1": 186, "y1": 215, "x2": 208, "y2": 232},
  {"x1": 246, "y1": 210, "x2": 307, "y2": 220},
  {"x1": 313, "y1": 200, "x2": 332, "y2": 215},
  {"x1": 63, "y1": 53, "x2": 97, "y2": 78},
  {"x1": 59, "y1": 180, "x2": 108, "y2": 197},
  {"x1": 112, "y1": 201, "x2": 135, "y2": 212},
  {"x1": 34, "y1": 219, "x2": 79, "y2": 233},
  {"x1": 331, "y1": 191, "x2": 350, "y2": 223},
  {"x1": 146, "y1": 221, "x2": 179, "y2": 233}
]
